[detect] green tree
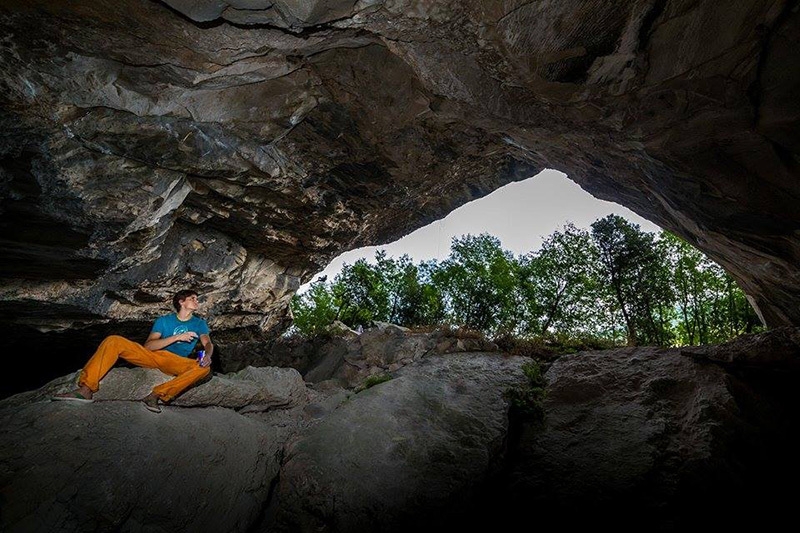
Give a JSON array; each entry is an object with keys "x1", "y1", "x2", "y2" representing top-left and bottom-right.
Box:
[
  {"x1": 430, "y1": 234, "x2": 520, "y2": 334},
  {"x1": 518, "y1": 224, "x2": 602, "y2": 336},
  {"x1": 290, "y1": 280, "x2": 339, "y2": 336},
  {"x1": 664, "y1": 232, "x2": 761, "y2": 345},
  {"x1": 291, "y1": 222, "x2": 761, "y2": 346},
  {"x1": 332, "y1": 258, "x2": 391, "y2": 328},
  {"x1": 376, "y1": 251, "x2": 444, "y2": 327},
  {"x1": 591, "y1": 215, "x2": 675, "y2": 346}
]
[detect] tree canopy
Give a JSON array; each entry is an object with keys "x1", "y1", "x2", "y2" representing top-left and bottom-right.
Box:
[{"x1": 291, "y1": 215, "x2": 762, "y2": 346}]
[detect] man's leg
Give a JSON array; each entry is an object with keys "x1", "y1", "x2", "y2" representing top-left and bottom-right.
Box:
[
  {"x1": 148, "y1": 351, "x2": 211, "y2": 403},
  {"x1": 79, "y1": 335, "x2": 160, "y2": 391},
  {"x1": 54, "y1": 335, "x2": 160, "y2": 401}
]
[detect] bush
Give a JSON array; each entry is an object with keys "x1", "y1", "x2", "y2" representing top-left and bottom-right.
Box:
[
  {"x1": 493, "y1": 333, "x2": 555, "y2": 360},
  {"x1": 494, "y1": 332, "x2": 622, "y2": 360},
  {"x1": 504, "y1": 360, "x2": 547, "y2": 420}
]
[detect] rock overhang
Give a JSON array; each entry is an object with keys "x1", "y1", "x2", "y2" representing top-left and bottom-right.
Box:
[{"x1": 1, "y1": 0, "x2": 798, "y2": 349}]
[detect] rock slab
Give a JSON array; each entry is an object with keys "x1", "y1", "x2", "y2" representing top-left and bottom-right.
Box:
[
  {"x1": 266, "y1": 352, "x2": 528, "y2": 532},
  {"x1": 485, "y1": 345, "x2": 800, "y2": 529},
  {"x1": 0, "y1": 401, "x2": 281, "y2": 533},
  {"x1": 3, "y1": 365, "x2": 308, "y2": 412}
]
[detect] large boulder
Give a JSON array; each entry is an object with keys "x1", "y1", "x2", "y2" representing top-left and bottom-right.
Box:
[
  {"x1": 0, "y1": 401, "x2": 281, "y2": 532},
  {"x1": 264, "y1": 330, "x2": 800, "y2": 531},
  {"x1": 3, "y1": 365, "x2": 309, "y2": 411},
  {"x1": 266, "y1": 351, "x2": 529, "y2": 531},
  {"x1": 0, "y1": 363, "x2": 344, "y2": 532},
  {"x1": 482, "y1": 345, "x2": 800, "y2": 529}
]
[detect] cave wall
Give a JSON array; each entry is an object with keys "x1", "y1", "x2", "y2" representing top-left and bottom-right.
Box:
[{"x1": 1, "y1": 0, "x2": 798, "y2": 364}]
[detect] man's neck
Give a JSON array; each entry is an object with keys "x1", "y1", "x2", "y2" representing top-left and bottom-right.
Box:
[{"x1": 176, "y1": 309, "x2": 193, "y2": 321}]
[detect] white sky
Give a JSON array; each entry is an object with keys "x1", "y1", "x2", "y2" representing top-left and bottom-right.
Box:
[{"x1": 301, "y1": 169, "x2": 660, "y2": 290}]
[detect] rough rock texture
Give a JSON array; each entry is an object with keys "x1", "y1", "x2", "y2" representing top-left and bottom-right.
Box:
[
  {"x1": 265, "y1": 334, "x2": 800, "y2": 531},
  {"x1": 481, "y1": 345, "x2": 800, "y2": 530},
  {"x1": 222, "y1": 323, "x2": 499, "y2": 386},
  {"x1": 3, "y1": 365, "x2": 309, "y2": 411},
  {"x1": 0, "y1": 363, "x2": 347, "y2": 532},
  {"x1": 683, "y1": 325, "x2": 800, "y2": 370},
  {"x1": 1, "y1": 0, "x2": 800, "y2": 377},
  {"x1": 265, "y1": 352, "x2": 529, "y2": 532},
  {"x1": 2, "y1": 329, "x2": 800, "y2": 531},
  {"x1": 0, "y1": 401, "x2": 280, "y2": 533}
]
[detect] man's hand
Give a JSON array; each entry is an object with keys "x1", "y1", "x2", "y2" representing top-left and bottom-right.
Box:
[
  {"x1": 199, "y1": 333, "x2": 213, "y2": 368},
  {"x1": 175, "y1": 331, "x2": 198, "y2": 343}
]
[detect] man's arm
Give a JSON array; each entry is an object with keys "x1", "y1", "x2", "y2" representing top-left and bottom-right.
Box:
[
  {"x1": 144, "y1": 331, "x2": 197, "y2": 351},
  {"x1": 199, "y1": 333, "x2": 214, "y2": 367}
]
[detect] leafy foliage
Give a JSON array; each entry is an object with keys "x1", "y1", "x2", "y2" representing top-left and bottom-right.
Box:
[
  {"x1": 377, "y1": 252, "x2": 445, "y2": 327},
  {"x1": 662, "y1": 232, "x2": 761, "y2": 344},
  {"x1": 290, "y1": 218, "x2": 763, "y2": 347},
  {"x1": 504, "y1": 360, "x2": 547, "y2": 420},
  {"x1": 591, "y1": 215, "x2": 675, "y2": 346},
  {"x1": 517, "y1": 224, "x2": 602, "y2": 337},
  {"x1": 429, "y1": 234, "x2": 519, "y2": 334},
  {"x1": 290, "y1": 281, "x2": 338, "y2": 337}
]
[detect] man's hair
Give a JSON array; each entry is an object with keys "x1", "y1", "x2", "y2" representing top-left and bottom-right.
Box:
[{"x1": 173, "y1": 289, "x2": 198, "y2": 312}]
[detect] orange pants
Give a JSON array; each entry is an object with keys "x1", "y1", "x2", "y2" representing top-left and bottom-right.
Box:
[{"x1": 79, "y1": 335, "x2": 210, "y2": 402}]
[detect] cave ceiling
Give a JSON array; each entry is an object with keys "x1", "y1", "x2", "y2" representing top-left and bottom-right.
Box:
[{"x1": 0, "y1": 0, "x2": 798, "y2": 335}]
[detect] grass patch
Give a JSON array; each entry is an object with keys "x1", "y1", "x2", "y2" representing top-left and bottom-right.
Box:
[
  {"x1": 504, "y1": 360, "x2": 547, "y2": 420},
  {"x1": 355, "y1": 373, "x2": 393, "y2": 393}
]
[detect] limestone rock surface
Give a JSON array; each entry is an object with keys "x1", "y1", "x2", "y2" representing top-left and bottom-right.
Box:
[
  {"x1": 0, "y1": 401, "x2": 280, "y2": 533},
  {"x1": 263, "y1": 333, "x2": 800, "y2": 531},
  {"x1": 1, "y1": 330, "x2": 800, "y2": 531},
  {"x1": 266, "y1": 352, "x2": 529, "y2": 532},
  {"x1": 4, "y1": 365, "x2": 309, "y2": 411},
  {"x1": 485, "y1": 345, "x2": 800, "y2": 529}
]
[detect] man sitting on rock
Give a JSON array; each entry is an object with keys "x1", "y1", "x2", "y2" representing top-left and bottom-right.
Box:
[{"x1": 53, "y1": 289, "x2": 214, "y2": 413}]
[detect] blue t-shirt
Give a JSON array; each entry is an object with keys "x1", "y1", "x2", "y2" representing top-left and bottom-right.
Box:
[{"x1": 150, "y1": 313, "x2": 210, "y2": 357}]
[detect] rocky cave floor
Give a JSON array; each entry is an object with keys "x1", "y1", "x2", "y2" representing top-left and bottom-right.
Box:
[{"x1": 2, "y1": 326, "x2": 800, "y2": 532}]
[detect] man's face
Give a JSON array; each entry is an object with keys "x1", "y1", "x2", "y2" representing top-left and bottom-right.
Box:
[{"x1": 180, "y1": 294, "x2": 200, "y2": 311}]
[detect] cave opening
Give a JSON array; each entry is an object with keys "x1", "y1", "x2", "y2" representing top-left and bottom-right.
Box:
[{"x1": 304, "y1": 169, "x2": 660, "y2": 289}]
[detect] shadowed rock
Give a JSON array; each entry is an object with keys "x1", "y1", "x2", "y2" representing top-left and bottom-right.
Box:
[
  {"x1": 0, "y1": 401, "x2": 281, "y2": 533},
  {"x1": 682, "y1": 326, "x2": 800, "y2": 370},
  {"x1": 266, "y1": 330, "x2": 800, "y2": 531},
  {"x1": 2, "y1": 330, "x2": 800, "y2": 531},
  {"x1": 266, "y1": 352, "x2": 529, "y2": 532},
  {"x1": 222, "y1": 325, "x2": 500, "y2": 387},
  {"x1": 483, "y1": 344, "x2": 800, "y2": 530}
]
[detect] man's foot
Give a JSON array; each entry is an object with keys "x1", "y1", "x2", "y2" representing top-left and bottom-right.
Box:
[
  {"x1": 142, "y1": 393, "x2": 162, "y2": 413},
  {"x1": 52, "y1": 386, "x2": 94, "y2": 403}
]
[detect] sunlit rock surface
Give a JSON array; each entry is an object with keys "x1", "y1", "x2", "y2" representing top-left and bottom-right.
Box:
[
  {"x1": 1, "y1": 0, "x2": 799, "y2": 378},
  {"x1": 2, "y1": 365, "x2": 310, "y2": 411}
]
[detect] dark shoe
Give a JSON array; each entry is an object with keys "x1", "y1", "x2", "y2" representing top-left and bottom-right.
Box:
[
  {"x1": 142, "y1": 395, "x2": 162, "y2": 413},
  {"x1": 52, "y1": 391, "x2": 94, "y2": 403}
]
